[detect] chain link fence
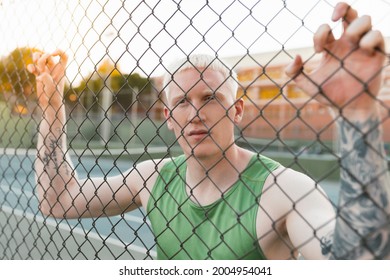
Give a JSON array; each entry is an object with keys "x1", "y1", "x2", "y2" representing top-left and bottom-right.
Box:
[{"x1": 0, "y1": 0, "x2": 390, "y2": 260}]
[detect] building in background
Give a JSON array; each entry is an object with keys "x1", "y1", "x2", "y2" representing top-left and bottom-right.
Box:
[{"x1": 223, "y1": 42, "x2": 390, "y2": 152}]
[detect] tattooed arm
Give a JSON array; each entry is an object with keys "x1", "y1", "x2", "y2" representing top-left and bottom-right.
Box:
[
  {"x1": 28, "y1": 51, "x2": 147, "y2": 218},
  {"x1": 332, "y1": 109, "x2": 390, "y2": 259},
  {"x1": 286, "y1": 2, "x2": 390, "y2": 259},
  {"x1": 28, "y1": 50, "x2": 79, "y2": 217}
]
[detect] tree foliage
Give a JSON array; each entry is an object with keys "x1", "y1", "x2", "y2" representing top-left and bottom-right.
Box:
[
  {"x1": 0, "y1": 47, "x2": 41, "y2": 114},
  {"x1": 0, "y1": 47, "x2": 39, "y2": 97},
  {"x1": 71, "y1": 59, "x2": 153, "y2": 112},
  {"x1": 0, "y1": 48, "x2": 154, "y2": 114}
]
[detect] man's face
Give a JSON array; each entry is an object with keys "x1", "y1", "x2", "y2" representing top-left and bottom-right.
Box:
[{"x1": 164, "y1": 67, "x2": 243, "y2": 159}]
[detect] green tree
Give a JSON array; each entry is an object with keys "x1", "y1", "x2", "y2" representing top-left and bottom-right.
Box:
[
  {"x1": 110, "y1": 72, "x2": 152, "y2": 113},
  {"x1": 0, "y1": 47, "x2": 41, "y2": 114},
  {"x1": 71, "y1": 58, "x2": 153, "y2": 113},
  {"x1": 1, "y1": 47, "x2": 38, "y2": 95}
]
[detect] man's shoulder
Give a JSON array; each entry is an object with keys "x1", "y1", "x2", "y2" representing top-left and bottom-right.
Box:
[
  {"x1": 127, "y1": 157, "x2": 174, "y2": 199},
  {"x1": 133, "y1": 155, "x2": 186, "y2": 177},
  {"x1": 264, "y1": 165, "x2": 321, "y2": 195},
  {"x1": 253, "y1": 153, "x2": 281, "y2": 168},
  {"x1": 243, "y1": 153, "x2": 281, "y2": 175},
  {"x1": 134, "y1": 157, "x2": 173, "y2": 173}
]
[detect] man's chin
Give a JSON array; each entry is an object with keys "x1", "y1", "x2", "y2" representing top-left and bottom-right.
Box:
[{"x1": 185, "y1": 145, "x2": 222, "y2": 160}]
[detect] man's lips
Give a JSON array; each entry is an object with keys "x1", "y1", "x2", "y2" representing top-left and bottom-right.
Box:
[{"x1": 187, "y1": 129, "x2": 209, "y2": 137}]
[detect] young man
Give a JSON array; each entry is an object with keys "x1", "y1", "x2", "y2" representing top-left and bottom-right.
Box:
[{"x1": 28, "y1": 2, "x2": 390, "y2": 259}]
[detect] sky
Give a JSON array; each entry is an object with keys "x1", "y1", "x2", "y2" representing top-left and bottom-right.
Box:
[{"x1": 1, "y1": 0, "x2": 390, "y2": 83}]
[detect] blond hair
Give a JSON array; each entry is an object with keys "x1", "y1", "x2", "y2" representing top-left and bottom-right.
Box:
[{"x1": 162, "y1": 54, "x2": 238, "y2": 101}]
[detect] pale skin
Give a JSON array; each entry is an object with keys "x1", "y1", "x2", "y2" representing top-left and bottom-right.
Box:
[{"x1": 29, "y1": 2, "x2": 389, "y2": 259}]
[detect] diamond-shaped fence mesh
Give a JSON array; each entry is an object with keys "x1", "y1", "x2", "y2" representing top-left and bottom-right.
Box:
[{"x1": 0, "y1": 0, "x2": 390, "y2": 260}]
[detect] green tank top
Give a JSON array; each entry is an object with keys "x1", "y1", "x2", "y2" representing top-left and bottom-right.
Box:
[{"x1": 146, "y1": 154, "x2": 280, "y2": 260}]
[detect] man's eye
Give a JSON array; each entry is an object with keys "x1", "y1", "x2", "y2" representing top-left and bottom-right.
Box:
[
  {"x1": 205, "y1": 95, "x2": 215, "y2": 101},
  {"x1": 177, "y1": 98, "x2": 187, "y2": 105}
]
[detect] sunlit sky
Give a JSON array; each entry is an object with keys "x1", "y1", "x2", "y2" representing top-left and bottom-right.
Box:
[{"x1": 1, "y1": 0, "x2": 390, "y2": 83}]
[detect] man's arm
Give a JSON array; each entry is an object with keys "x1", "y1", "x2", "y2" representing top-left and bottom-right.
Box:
[
  {"x1": 259, "y1": 167, "x2": 336, "y2": 260},
  {"x1": 332, "y1": 108, "x2": 390, "y2": 259},
  {"x1": 28, "y1": 50, "x2": 79, "y2": 217},
  {"x1": 286, "y1": 2, "x2": 390, "y2": 259},
  {"x1": 28, "y1": 51, "x2": 145, "y2": 218}
]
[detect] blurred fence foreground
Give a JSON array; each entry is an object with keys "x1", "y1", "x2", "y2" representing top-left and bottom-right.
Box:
[{"x1": 1, "y1": 0, "x2": 390, "y2": 260}]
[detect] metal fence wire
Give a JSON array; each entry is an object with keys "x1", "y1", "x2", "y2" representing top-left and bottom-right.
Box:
[{"x1": 1, "y1": 0, "x2": 390, "y2": 260}]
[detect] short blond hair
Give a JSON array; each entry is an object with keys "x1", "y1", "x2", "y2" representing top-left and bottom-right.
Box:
[{"x1": 162, "y1": 54, "x2": 238, "y2": 101}]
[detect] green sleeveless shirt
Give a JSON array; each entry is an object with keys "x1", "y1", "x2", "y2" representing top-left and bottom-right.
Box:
[{"x1": 146, "y1": 154, "x2": 280, "y2": 260}]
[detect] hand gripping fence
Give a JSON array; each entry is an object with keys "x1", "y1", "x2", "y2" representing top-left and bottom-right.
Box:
[{"x1": 0, "y1": 0, "x2": 390, "y2": 260}]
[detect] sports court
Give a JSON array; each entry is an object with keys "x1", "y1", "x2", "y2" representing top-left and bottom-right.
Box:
[{"x1": 0, "y1": 148, "x2": 156, "y2": 259}]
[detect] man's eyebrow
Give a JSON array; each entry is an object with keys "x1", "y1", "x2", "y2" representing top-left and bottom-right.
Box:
[
  {"x1": 170, "y1": 93, "x2": 186, "y2": 103},
  {"x1": 201, "y1": 89, "x2": 221, "y2": 95},
  {"x1": 203, "y1": 90, "x2": 226, "y2": 98}
]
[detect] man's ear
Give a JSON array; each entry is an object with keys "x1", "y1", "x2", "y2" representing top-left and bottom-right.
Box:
[
  {"x1": 164, "y1": 106, "x2": 174, "y2": 130},
  {"x1": 233, "y1": 98, "x2": 244, "y2": 124}
]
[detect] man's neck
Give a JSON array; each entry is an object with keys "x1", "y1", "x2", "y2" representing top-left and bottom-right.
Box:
[{"x1": 184, "y1": 146, "x2": 253, "y2": 204}]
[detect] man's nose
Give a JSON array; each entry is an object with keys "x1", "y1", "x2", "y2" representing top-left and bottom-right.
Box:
[{"x1": 187, "y1": 101, "x2": 204, "y2": 123}]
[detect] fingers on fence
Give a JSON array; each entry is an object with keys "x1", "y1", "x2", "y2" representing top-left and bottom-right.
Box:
[
  {"x1": 27, "y1": 52, "x2": 42, "y2": 75},
  {"x1": 285, "y1": 56, "x2": 318, "y2": 97},
  {"x1": 345, "y1": 15, "x2": 372, "y2": 45},
  {"x1": 285, "y1": 55, "x2": 303, "y2": 79},
  {"x1": 359, "y1": 30, "x2": 385, "y2": 54},
  {"x1": 28, "y1": 50, "x2": 68, "y2": 77},
  {"x1": 313, "y1": 24, "x2": 335, "y2": 53},
  {"x1": 332, "y1": 2, "x2": 358, "y2": 26},
  {"x1": 51, "y1": 49, "x2": 69, "y2": 67},
  {"x1": 26, "y1": 64, "x2": 36, "y2": 75},
  {"x1": 332, "y1": 1, "x2": 384, "y2": 54},
  {"x1": 30, "y1": 53, "x2": 50, "y2": 76}
]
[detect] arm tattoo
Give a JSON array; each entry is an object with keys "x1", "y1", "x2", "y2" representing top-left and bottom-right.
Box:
[
  {"x1": 320, "y1": 232, "x2": 333, "y2": 255},
  {"x1": 39, "y1": 127, "x2": 71, "y2": 177},
  {"x1": 331, "y1": 115, "x2": 390, "y2": 259}
]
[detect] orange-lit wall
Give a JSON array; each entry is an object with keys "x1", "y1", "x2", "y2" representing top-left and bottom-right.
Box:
[{"x1": 236, "y1": 62, "x2": 390, "y2": 143}]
